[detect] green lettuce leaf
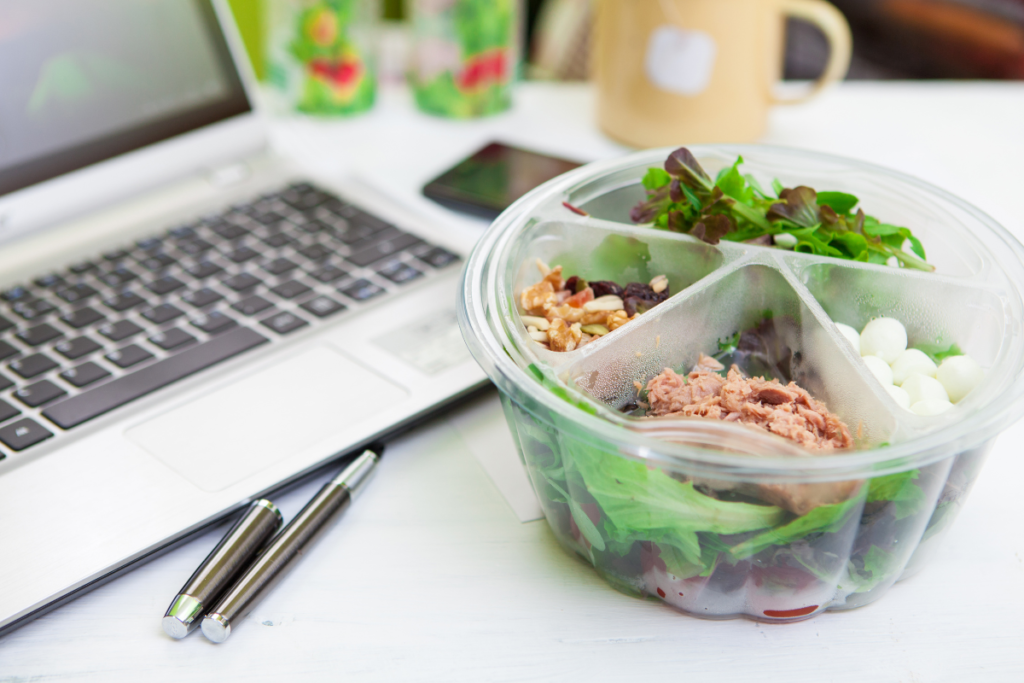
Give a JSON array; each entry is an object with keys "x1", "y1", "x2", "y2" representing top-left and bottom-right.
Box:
[
  {"x1": 866, "y1": 469, "x2": 926, "y2": 520},
  {"x1": 728, "y1": 492, "x2": 863, "y2": 560}
]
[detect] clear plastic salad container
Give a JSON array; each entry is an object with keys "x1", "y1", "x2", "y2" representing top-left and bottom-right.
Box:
[{"x1": 457, "y1": 145, "x2": 1024, "y2": 621}]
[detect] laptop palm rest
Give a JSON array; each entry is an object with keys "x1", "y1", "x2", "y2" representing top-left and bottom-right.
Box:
[{"x1": 126, "y1": 346, "x2": 407, "y2": 491}]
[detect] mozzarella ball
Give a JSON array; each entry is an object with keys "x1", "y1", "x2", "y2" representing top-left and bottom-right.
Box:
[
  {"x1": 860, "y1": 318, "x2": 907, "y2": 363},
  {"x1": 901, "y1": 373, "x2": 949, "y2": 405},
  {"x1": 890, "y1": 349, "x2": 938, "y2": 385},
  {"x1": 885, "y1": 384, "x2": 912, "y2": 410},
  {"x1": 862, "y1": 355, "x2": 894, "y2": 386},
  {"x1": 910, "y1": 399, "x2": 954, "y2": 416},
  {"x1": 835, "y1": 323, "x2": 861, "y2": 354},
  {"x1": 936, "y1": 355, "x2": 985, "y2": 403}
]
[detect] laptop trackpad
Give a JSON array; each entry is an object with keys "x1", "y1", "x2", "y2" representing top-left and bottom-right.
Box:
[{"x1": 126, "y1": 346, "x2": 407, "y2": 492}]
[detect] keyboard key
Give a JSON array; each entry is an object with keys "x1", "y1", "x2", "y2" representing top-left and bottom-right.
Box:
[
  {"x1": 60, "y1": 307, "x2": 105, "y2": 330},
  {"x1": 232, "y1": 295, "x2": 273, "y2": 316},
  {"x1": 298, "y1": 243, "x2": 333, "y2": 262},
  {"x1": 44, "y1": 327, "x2": 269, "y2": 429},
  {"x1": 99, "y1": 320, "x2": 144, "y2": 342},
  {"x1": 69, "y1": 260, "x2": 97, "y2": 274},
  {"x1": 300, "y1": 296, "x2": 346, "y2": 318},
  {"x1": 60, "y1": 362, "x2": 111, "y2": 388},
  {"x1": 9, "y1": 353, "x2": 59, "y2": 379},
  {"x1": 252, "y1": 210, "x2": 288, "y2": 226},
  {"x1": 55, "y1": 336, "x2": 103, "y2": 360},
  {"x1": 0, "y1": 340, "x2": 18, "y2": 361},
  {"x1": 149, "y1": 328, "x2": 196, "y2": 350},
  {"x1": 0, "y1": 342, "x2": 17, "y2": 362},
  {"x1": 260, "y1": 311, "x2": 308, "y2": 335},
  {"x1": 225, "y1": 246, "x2": 260, "y2": 263},
  {"x1": 185, "y1": 261, "x2": 223, "y2": 279},
  {"x1": 146, "y1": 275, "x2": 185, "y2": 296},
  {"x1": 414, "y1": 245, "x2": 460, "y2": 268},
  {"x1": 222, "y1": 273, "x2": 261, "y2": 292},
  {"x1": 0, "y1": 399, "x2": 19, "y2": 423},
  {"x1": 331, "y1": 222, "x2": 376, "y2": 245},
  {"x1": 15, "y1": 380, "x2": 67, "y2": 407},
  {"x1": 270, "y1": 280, "x2": 311, "y2": 299},
  {"x1": 106, "y1": 344, "x2": 154, "y2": 369},
  {"x1": 347, "y1": 232, "x2": 422, "y2": 267},
  {"x1": 2, "y1": 285, "x2": 31, "y2": 301},
  {"x1": 103, "y1": 290, "x2": 146, "y2": 312},
  {"x1": 262, "y1": 257, "x2": 297, "y2": 275},
  {"x1": 141, "y1": 303, "x2": 184, "y2": 324},
  {"x1": 308, "y1": 264, "x2": 348, "y2": 283},
  {"x1": 181, "y1": 287, "x2": 223, "y2": 308},
  {"x1": 56, "y1": 283, "x2": 98, "y2": 304},
  {"x1": 0, "y1": 372, "x2": 12, "y2": 391},
  {"x1": 294, "y1": 218, "x2": 329, "y2": 234},
  {"x1": 35, "y1": 274, "x2": 65, "y2": 288},
  {"x1": 191, "y1": 311, "x2": 237, "y2": 335},
  {"x1": 282, "y1": 185, "x2": 331, "y2": 210},
  {"x1": 178, "y1": 238, "x2": 214, "y2": 255},
  {"x1": 12, "y1": 298, "x2": 56, "y2": 320},
  {"x1": 168, "y1": 225, "x2": 197, "y2": 240},
  {"x1": 262, "y1": 232, "x2": 293, "y2": 248},
  {"x1": 139, "y1": 253, "x2": 177, "y2": 272},
  {"x1": 0, "y1": 314, "x2": 13, "y2": 333},
  {"x1": 0, "y1": 418, "x2": 53, "y2": 451},
  {"x1": 99, "y1": 266, "x2": 138, "y2": 287},
  {"x1": 340, "y1": 279, "x2": 386, "y2": 302},
  {"x1": 210, "y1": 222, "x2": 249, "y2": 240},
  {"x1": 17, "y1": 323, "x2": 63, "y2": 346},
  {"x1": 376, "y1": 259, "x2": 423, "y2": 284},
  {"x1": 103, "y1": 249, "x2": 129, "y2": 262},
  {"x1": 136, "y1": 237, "x2": 163, "y2": 252}
]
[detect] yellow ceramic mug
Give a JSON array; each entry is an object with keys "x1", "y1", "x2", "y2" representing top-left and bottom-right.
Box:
[{"x1": 594, "y1": 0, "x2": 853, "y2": 147}]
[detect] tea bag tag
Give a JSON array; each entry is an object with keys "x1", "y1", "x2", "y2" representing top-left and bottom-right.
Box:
[{"x1": 644, "y1": 24, "x2": 718, "y2": 96}]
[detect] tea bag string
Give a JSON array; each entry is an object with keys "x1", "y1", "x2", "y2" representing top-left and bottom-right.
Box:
[{"x1": 658, "y1": 0, "x2": 688, "y2": 27}]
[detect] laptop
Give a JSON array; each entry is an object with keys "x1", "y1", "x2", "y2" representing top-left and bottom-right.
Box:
[{"x1": 0, "y1": 0, "x2": 487, "y2": 636}]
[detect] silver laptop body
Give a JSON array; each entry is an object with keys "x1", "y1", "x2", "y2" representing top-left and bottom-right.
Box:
[{"x1": 0, "y1": 0, "x2": 486, "y2": 635}]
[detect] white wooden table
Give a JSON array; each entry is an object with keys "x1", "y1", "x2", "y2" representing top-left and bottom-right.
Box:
[{"x1": 2, "y1": 82, "x2": 1023, "y2": 682}]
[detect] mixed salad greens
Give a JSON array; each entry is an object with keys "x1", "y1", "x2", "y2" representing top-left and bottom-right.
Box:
[
  {"x1": 630, "y1": 148, "x2": 934, "y2": 272},
  {"x1": 522, "y1": 361, "x2": 955, "y2": 606}
]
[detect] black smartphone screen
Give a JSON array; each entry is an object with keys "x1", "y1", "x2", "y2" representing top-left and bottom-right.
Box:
[{"x1": 422, "y1": 142, "x2": 582, "y2": 219}]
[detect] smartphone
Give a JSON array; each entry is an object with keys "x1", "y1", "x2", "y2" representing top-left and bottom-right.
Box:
[{"x1": 422, "y1": 142, "x2": 582, "y2": 219}]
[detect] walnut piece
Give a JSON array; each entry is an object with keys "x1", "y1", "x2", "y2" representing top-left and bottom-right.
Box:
[
  {"x1": 548, "y1": 319, "x2": 583, "y2": 352},
  {"x1": 520, "y1": 281, "x2": 556, "y2": 316}
]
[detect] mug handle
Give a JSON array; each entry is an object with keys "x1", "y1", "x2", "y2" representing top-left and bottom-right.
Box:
[{"x1": 772, "y1": 0, "x2": 853, "y2": 105}]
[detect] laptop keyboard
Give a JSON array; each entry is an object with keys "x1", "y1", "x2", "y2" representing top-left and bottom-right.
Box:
[{"x1": 0, "y1": 182, "x2": 459, "y2": 459}]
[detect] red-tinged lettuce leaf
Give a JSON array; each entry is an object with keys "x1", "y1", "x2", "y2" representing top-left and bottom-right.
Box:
[
  {"x1": 691, "y1": 214, "x2": 734, "y2": 245},
  {"x1": 630, "y1": 185, "x2": 671, "y2": 224},
  {"x1": 665, "y1": 147, "x2": 714, "y2": 194},
  {"x1": 768, "y1": 186, "x2": 822, "y2": 228}
]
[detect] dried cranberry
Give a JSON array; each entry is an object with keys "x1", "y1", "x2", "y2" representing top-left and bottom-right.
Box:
[
  {"x1": 563, "y1": 275, "x2": 579, "y2": 292},
  {"x1": 590, "y1": 280, "x2": 624, "y2": 298},
  {"x1": 622, "y1": 282, "x2": 669, "y2": 316}
]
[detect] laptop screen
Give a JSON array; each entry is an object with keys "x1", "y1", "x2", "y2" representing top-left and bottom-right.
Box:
[{"x1": 0, "y1": 0, "x2": 251, "y2": 198}]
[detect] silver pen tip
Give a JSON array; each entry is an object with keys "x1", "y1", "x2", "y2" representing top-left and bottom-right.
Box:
[
  {"x1": 162, "y1": 594, "x2": 204, "y2": 639},
  {"x1": 201, "y1": 612, "x2": 232, "y2": 643}
]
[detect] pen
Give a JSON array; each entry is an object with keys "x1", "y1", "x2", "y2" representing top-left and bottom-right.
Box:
[
  {"x1": 163, "y1": 499, "x2": 283, "y2": 638},
  {"x1": 200, "y1": 449, "x2": 380, "y2": 643}
]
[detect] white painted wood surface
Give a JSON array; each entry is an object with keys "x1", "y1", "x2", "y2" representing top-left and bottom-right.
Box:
[{"x1": 2, "y1": 82, "x2": 1024, "y2": 682}]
